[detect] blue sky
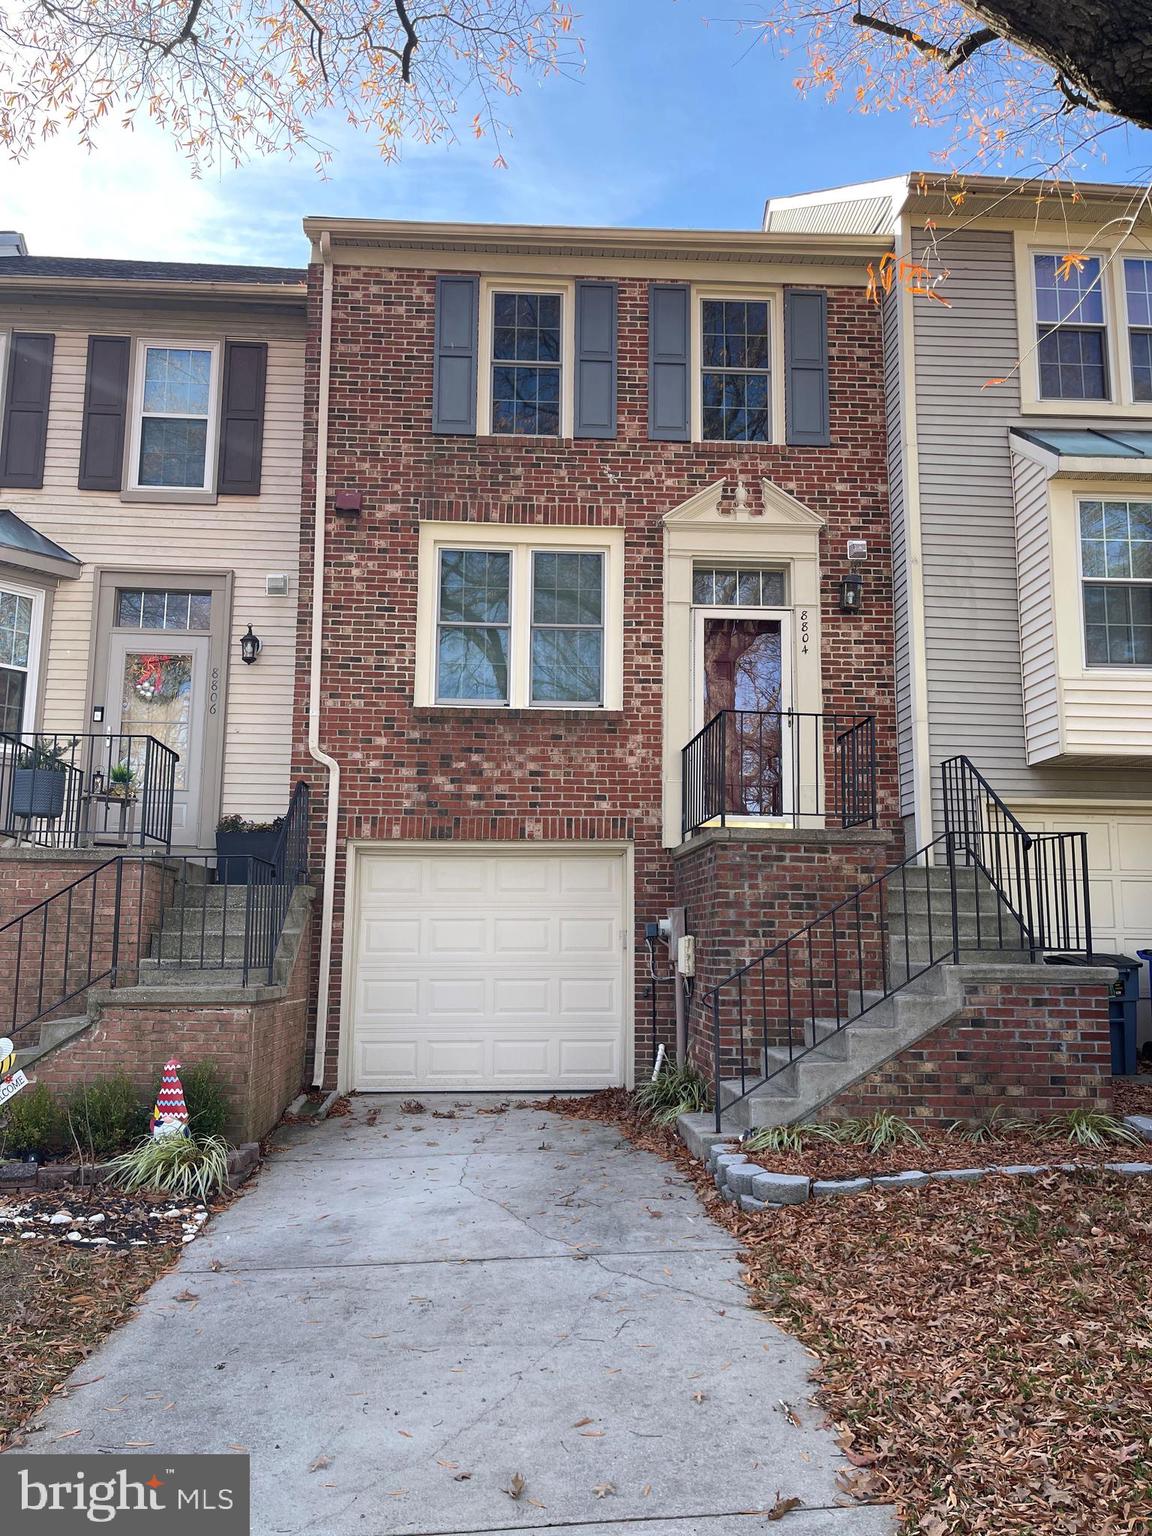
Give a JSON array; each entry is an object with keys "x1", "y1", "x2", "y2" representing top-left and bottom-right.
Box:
[{"x1": 6, "y1": 0, "x2": 1152, "y2": 266}]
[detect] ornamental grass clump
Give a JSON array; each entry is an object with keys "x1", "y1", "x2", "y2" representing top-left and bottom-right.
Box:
[
  {"x1": 1047, "y1": 1107, "x2": 1141, "y2": 1149},
  {"x1": 105, "y1": 1135, "x2": 231, "y2": 1202},
  {"x1": 834, "y1": 1110, "x2": 925, "y2": 1154},
  {"x1": 743, "y1": 1122, "x2": 845, "y2": 1154},
  {"x1": 632, "y1": 1063, "x2": 711, "y2": 1125}
]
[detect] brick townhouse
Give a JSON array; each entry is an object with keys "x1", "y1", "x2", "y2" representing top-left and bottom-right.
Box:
[{"x1": 294, "y1": 217, "x2": 906, "y2": 1100}]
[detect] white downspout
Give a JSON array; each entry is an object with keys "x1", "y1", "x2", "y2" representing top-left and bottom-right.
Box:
[{"x1": 308, "y1": 230, "x2": 340, "y2": 1087}]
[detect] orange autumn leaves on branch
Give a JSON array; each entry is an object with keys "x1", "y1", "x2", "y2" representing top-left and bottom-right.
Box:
[{"x1": 0, "y1": 0, "x2": 582, "y2": 170}]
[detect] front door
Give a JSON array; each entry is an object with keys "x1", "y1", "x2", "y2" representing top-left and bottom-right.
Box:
[
  {"x1": 102, "y1": 587, "x2": 216, "y2": 848},
  {"x1": 694, "y1": 611, "x2": 790, "y2": 817}
]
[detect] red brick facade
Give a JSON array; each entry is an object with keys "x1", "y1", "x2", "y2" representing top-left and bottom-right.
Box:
[
  {"x1": 813, "y1": 975, "x2": 1112, "y2": 1124},
  {"x1": 672, "y1": 828, "x2": 898, "y2": 1073},
  {"x1": 293, "y1": 256, "x2": 897, "y2": 1086}
]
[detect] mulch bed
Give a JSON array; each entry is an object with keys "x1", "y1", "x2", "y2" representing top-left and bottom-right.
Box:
[
  {"x1": 1112, "y1": 1078, "x2": 1152, "y2": 1118},
  {"x1": 0, "y1": 1239, "x2": 182, "y2": 1449},
  {"x1": 541, "y1": 1091, "x2": 1152, "y2": 1536}
]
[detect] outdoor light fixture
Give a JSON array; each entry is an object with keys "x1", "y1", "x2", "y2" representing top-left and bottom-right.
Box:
[
  {"x1": 239, "y1": 625, "x2": 262, "y2": 665},
  {"x1": 838, "y1": 570, "x2": 864, "y2": 614}
]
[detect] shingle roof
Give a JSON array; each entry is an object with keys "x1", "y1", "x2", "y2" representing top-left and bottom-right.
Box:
[{"x1": 0, "y1": 255, "x2": 305, "y2": 285}]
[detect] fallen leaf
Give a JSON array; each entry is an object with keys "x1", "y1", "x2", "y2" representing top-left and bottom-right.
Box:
[
  {"x1": 768, "y1": 1495, "x2": 802, "y2": 1521},
  {"x1": 309, "y1": 1456, "x2": 332, "y2": 1473},
  {"x1": 503, "y1": 1472, "x2": 526, "y2": 1500},
  {"x1": 572, "y1": 1417, "x2": 594, "y2": 1427},
  {"x1": 593, "y1": 1482, "x2": 616, "y2": 1498},
  {"x1": 172, "y1": 1290, "x2": 199, "y2": 1303}
]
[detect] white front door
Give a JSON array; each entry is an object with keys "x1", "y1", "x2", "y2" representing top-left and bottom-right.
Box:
[
  {"x1": 349, "y1": 848, "x2": 628, "y2": 1091},
  {"x1": 106, "y1": 631, "x2": 210, "y2": 846}
]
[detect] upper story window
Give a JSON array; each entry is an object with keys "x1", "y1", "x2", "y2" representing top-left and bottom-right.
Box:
[
  {"x1": 1034, "y1": 254, "x2": 1108, "y2": 401},
  {"x1": 1124, "y1": 259, "x2": 1152, "y2": 402},
  {"x1": 130, "y1": 342, "x2": 220, "y2": 490},
  {"x1": 692, "y1": 567, "x2": 786, "y2": 606},
  {"x1": 1080, "y1": 497, "x2": 1152, "y2": 666},
  {"x1": 700, "y1": 299, "x2": 772, "y2": 442},
  {"x1": 491, "y1": 292, "x2": 562, "y2": 437}
]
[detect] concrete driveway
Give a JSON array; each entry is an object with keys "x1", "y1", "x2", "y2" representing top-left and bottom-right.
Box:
[{"x1": 15, "y1": 1096, "x2": 893, "y2": 1535}]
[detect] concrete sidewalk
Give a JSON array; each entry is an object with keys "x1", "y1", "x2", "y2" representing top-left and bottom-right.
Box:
[{"x1": 13, "y1": 1096, "x2": 894, "y2": 1535}]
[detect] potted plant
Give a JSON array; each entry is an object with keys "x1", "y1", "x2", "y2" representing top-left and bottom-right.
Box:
[
  {"x1": 106, "y1": 761, "x2": 138, "y2": 801},
  {"x1": 10, "y1": 737, "x2": 76, "y2": 821},
  {"x1": 215, "y1": 812, "x2": 284, "y2": 884}
]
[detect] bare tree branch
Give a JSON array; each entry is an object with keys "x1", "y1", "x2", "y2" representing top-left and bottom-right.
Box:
[{"x1": 852, "y1": 10, "x2": 999, "y2": 73}]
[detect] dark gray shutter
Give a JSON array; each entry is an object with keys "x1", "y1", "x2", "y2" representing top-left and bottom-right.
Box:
[
  {"x1": 648, "y1": 283, "x2": 690, "y2": 441},
  {"x1": 574, "y1": 281, "x2": 617, "y2": 439},
  {"x1": 217, "y1": 340, "x2": 268, "y2": 495},
  {"x1": 784, "y1": 289, "x2": 830, "y2": 446},
  {"x1": 433, "y1": 275, "x2": 478, "y2": 434},
  {"x1": 78, "y1": 335, "x2": 130, "y2": 491},
  {"x1": 0, "y1": 332, "x2": 54, "y2": 488}
]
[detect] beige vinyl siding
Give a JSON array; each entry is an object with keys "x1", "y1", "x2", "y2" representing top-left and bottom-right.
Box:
[
  {"x1": 882, "y1": 288, "x2": 915, "y2": 818},
  {"x1": 1010, "y1": 450, "x2": 1061, "y2": 761},
  {"x1": 910, "y1": 228, "x2": 1150, "y2": 824},
  {"x1": 0, "y1": 297, "x2": 305, "y2": 823}
]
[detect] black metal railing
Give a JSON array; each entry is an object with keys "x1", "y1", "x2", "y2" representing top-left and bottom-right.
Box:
[
  {"x1": 682, "y1": 710, "x2": 877, "y2": 836},
  {"x1": 942, "y1": 755, "x2": 1092, "y2": 955},
  {"x1": 0, "y1": 732, "x2": 178, "y2": 850},
  {"x1": 707, "y1": 838, "x2": 955, "y2": 1129},
  {"x1": 701, "y1": 757, "x2": 1095, "y2": 1131},
  {"x1": 0, "y1": 782, "x2": 312, "y2": 1044}
]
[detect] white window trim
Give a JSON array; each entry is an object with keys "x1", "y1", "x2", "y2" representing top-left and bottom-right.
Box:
[
  {"x1": 476, "y1": 279, "x2": 575, "y2": 439},
  {"x1": 1013, "y1": 234, "x2": 1152, "y2": 417},
  {"x1": 125, "y1": 338, "x2": 222, "y2": 498},
  {"x1": 1074, "y1": 493, "x2": 1152, "y2": 673},
  {"x1": 692, "y1": 286, "x2": 785, "y2": 446},
  {"x1": 415, "y1": 521, "x2": 623, "y2": 709},
  {"x1": 0, "y1": 577, "x2": 45, "y2": 732}
]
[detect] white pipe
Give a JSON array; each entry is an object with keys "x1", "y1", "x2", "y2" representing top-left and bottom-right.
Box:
[{"x1": 307, "y1": 230, "x2": 340, "y2": 1087}]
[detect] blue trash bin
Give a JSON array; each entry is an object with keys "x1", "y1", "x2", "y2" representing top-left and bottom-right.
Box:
[{"x1": 1044, "y1": 951, "x2": 1141, "y2": 1076}]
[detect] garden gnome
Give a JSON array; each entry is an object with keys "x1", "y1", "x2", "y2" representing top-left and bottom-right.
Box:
[{"x1": 150, "y1": 1058, "x2": 190, "y2": 1139}]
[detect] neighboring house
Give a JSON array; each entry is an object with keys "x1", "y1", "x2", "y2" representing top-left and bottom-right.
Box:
[
  {"x1": 765, "y1": 176, "x2": 1152, "y2": 993},
  {"x1": 0, "y1": 236, "x2": 313, "y2": 1145},
  {"x1": 0, "y1": 234, "x2": 307, "y2": 851},
  {"x1": 295, "y1": 214, "x2": 905, "y2": 1098}
]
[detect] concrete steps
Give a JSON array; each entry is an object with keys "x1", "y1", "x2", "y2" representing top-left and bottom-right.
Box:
[{"x1": 14, "y1": 1013, "x2": 89, "y2": 1072}]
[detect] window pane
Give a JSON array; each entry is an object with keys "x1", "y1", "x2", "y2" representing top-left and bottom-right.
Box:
[
  {"x1": 436, "y1": 626, "x2": 509, "y2": 701},
  {"x1": 737, "y1": 571, "x2": 762, "y2": 606},
  {"x1": 491, "y1": 362, "x2": 561, "y2": 437},
  {"x1": 438, "y1": 550, "x2": 510, "y2": 624},
  {"x1": 530, "y1": 627, "x2": 602, "y2": 704},
  {"x1": 692, "y1": 570, "x2": 714, "y2": 604},
  {"x1": 532, "y1": 552, "x2": 602, "y2": 625},
  {"x1": 143, "y1": 347, "x2": 212, "y2": 415},
  {"x1": 702, "y1": 370, "x2": 770, "y2": 441},
  {"x1": 1126, "y1": 259, "x2": 1152, "y2": 328},
  {"x1": 693, "y1": 568, "x2": 785, "y2": 607},
  {"x1": 1034, "y1": 254, "x2": 1104, "y2": 325},
  {"x1": 1083, "y1": 581, "x2": 1152, "y2": 666},
  {"x1": 492, "y1": 292, "x2": 561, "y2": 367},
  {"x1": 1037, "y1": 327, "x2": 1107, "y2": 400},
  {"x1": 138, "y1": 417, "x2": 208, "y2": 487},
  {"x1": 0, "y1": 666, "x2": 27, "y2": 734},
  {"x1": 1132, "y1": 330, "x2": 1152, "y2": 402},
  {"x1": 117, "y1": 589, "x2": 212, "y2": 631},
  {"x1": 0, "y1": 590, "x2": 32, "y2": 669}
]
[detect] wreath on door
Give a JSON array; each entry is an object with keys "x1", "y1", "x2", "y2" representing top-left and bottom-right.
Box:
[{"x1": 129, "y1": 653, "x2": 191, "y2": 704}]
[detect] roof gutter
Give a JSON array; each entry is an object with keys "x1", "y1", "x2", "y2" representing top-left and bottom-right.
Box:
[{"x1": 308, "y1": 230, "x2": 341, "y2": 1089}]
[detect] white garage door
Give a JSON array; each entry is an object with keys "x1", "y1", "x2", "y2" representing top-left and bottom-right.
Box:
[
  {"x1": 349, "y1": 849, "x2": 627, "y2": 1091},
  {"x1": 1018, "y1": 807, "x2": 1152, "y2": 1030}
]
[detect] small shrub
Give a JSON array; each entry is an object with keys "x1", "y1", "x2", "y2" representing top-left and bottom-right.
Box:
[
  {"x1": 105, "y1": 1135, "x2": 231, "y2": 1201},
  {"x1": 946, "y1": 1106, "x2": 1038, "y2": 1144},
  {"x1": 835, "y1": 1110, "x2": 925, "y2": 1154},
  {"x1": 64, "y1": 1073, "x2": 148, "y2": 1158},
  {"x1": 179, "y1": 1062, "x2": 231, "y2": 1141},
  {"x1": 743, "y1": 1122, "x2": 844, "y2": 1154},
  {"x1": 632, "y1": 1063, "x2": 711, "y2": 1125},
  {"x1": 1043, "y1": 1108, "x2": 1141, "y2": 1150},
  {"x1": 0, "y1": 1082, "x2": 67, "y2": 1159}
]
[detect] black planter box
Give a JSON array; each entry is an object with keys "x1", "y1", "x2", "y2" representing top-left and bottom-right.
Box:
[
  {"x1": 215, "y1": 827, "x2": 281, "y2": 884},
  {"x1": 11, "y1": 766, "x2": 68, "y2": 820}
]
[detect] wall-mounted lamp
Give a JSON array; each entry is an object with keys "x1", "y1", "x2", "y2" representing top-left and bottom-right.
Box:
[
  {"x1": 240, "y1": 624, "x2": 262, "y2": 665},
  {"x1": 838, "y1": 570, "x2": 864, "y2": 614}
]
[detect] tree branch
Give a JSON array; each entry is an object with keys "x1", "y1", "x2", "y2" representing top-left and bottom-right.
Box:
[
  {"x1": 391, "y1": 0, "x2": 420, "y2": 82},
  {"x1": 851, "y1": 10, "x2": 999, "y2": 72},
  {"x1": 158, "y1": 0, "x2": 204, "y2": 57}
]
